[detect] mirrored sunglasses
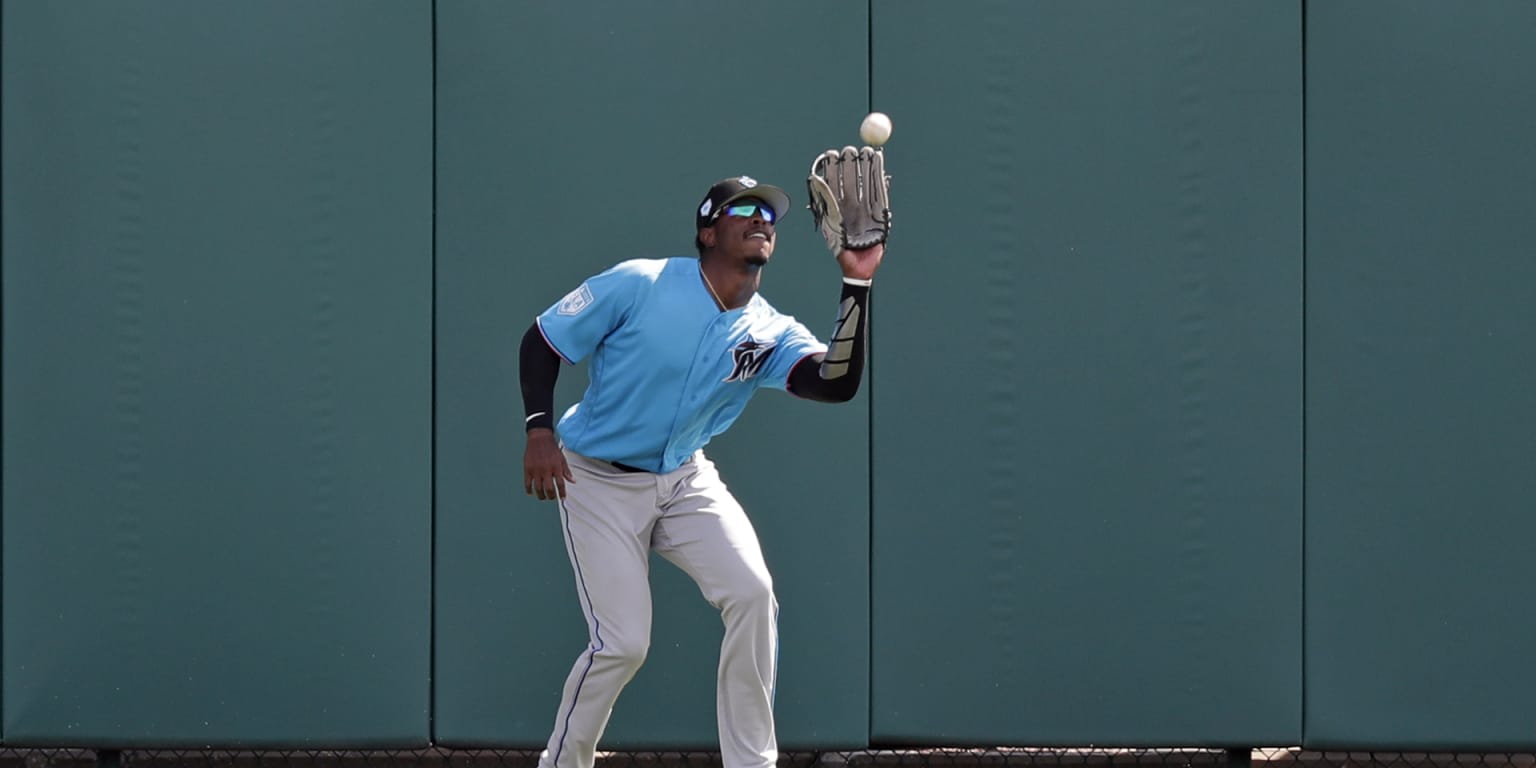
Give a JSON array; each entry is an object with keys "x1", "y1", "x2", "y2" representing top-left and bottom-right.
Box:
[{"x1": 719, "y1": 202, "x2": 776, "y2": 223}]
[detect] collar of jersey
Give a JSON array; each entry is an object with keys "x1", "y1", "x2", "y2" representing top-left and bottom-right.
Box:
[{"x1": 716, "y1": 293, "x2": 765, "y2": 315}]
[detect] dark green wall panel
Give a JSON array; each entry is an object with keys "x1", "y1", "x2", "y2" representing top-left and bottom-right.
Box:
[
  {"x1": 869, "y1": 1, "x2": 1302, "y2": 746},
  {"x1": 1304, "y1": 1, "x2": 1536, "y2": 751},
  {"x1": 1, "y1": 1, "x2": 432, "y2": 747},
  {"x1": 433, "y1": 0, "x2": 869, "y2": 749}
]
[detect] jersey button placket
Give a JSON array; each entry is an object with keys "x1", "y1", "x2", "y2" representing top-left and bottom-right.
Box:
[
  {"x1": 691, "y1": 325, "x2": 723, "y2": 410},
  {"x1": 666, "y1": 317, "x2": 724, "y2": 465}
]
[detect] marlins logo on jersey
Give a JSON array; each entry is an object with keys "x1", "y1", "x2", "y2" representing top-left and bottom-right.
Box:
[{"x1": 723, "y1": 338, "x2": 776, "y2": 383}]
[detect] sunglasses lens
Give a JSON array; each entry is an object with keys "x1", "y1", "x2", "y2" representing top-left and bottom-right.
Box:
[{"x1": 724, "y1": 203, "x2": 775, "y2": 223}]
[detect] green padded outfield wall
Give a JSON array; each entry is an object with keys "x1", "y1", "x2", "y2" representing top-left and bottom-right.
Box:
[
  {"x1": 6, "y1": 0, "x2": 1534, "y2": 754},
  {"x1": 869, "y1": 2, "x2": 1302, "y2": 746},
  {"x1": 1304, "y1": 2, "x2": 1536, "y2": 751},
  {"x1": 432, "y1": 1, "x2": 870, "y2": 749},
  {"x1": 2, "y1": 1, "x2": 432, "y2": 747}
]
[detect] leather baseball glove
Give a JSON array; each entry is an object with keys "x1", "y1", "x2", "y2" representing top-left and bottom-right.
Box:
[{"x1": 806, "y1": 145, "x2": 891, "y2": 254}]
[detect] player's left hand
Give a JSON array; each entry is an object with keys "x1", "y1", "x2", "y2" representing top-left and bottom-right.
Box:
[
  {"x1": 837, "y1": 243, "x2": 884, "y2": 282},
  {"x1": 807, "y1": 146, "x2": 892, "y2": 256}
]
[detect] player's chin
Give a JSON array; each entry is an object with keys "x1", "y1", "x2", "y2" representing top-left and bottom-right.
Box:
[{"x1": 744, "y1": 240, "x2": 773, "y2": 266}]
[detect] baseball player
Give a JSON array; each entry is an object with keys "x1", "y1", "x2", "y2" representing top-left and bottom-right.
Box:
[{"x1": 520, "y1": 150, "x2": 891, "y2": 768}]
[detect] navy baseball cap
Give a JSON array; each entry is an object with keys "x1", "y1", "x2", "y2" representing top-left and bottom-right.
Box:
[{"x1": 695, "y1": 176, "x2": 791, "y2": 230}]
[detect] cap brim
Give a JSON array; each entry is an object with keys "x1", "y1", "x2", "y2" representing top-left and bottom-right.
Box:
[{"x1": 718, "y1": 184, "x2": 792, "y2": 223}]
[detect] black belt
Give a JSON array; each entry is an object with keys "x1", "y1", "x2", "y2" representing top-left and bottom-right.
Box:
[{"x1": 609, "y1": 461, "x2": 649, "y2": 473}]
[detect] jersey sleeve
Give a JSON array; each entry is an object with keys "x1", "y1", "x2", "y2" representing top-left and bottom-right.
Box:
[
  {"x1": 535, "y1": 261, "x2": 653, "y2": 364},
  {"x1": 760, "y1": 318, "x2": 828, "y2": 391}
]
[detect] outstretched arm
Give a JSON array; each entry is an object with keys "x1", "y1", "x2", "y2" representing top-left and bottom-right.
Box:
[{"x1": 787, "y1": 244, "x2": 884, "y2": 403}]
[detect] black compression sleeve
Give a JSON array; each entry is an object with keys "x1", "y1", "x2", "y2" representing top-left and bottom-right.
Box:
[
  {"x1": 787, "y1": 279, "x2": 871, "y2": 403},
  {"x1": 520, "y1": 322, "x2": 561, "y2": 432}
]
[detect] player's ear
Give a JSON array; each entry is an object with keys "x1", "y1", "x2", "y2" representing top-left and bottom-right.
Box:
[{"x1": 698, "y1": 227, "x2": 716, "y2": 249}]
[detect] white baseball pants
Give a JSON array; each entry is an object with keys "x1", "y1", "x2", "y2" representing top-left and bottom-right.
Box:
[{"x1": 539, "y1": 449, "x2": 778, "y2": 768}]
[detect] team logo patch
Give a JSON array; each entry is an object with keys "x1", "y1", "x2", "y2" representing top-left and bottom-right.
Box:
[
  {"x1": 557, "y1": 284, "x2": 595, "y2": 316},
  {"x1": 723, "y1": 338, "x2": 777, "y2": 383}
]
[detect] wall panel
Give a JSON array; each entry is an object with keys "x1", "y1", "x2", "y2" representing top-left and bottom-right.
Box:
[
  {"x1": 1305, "y1": 1, "x2": 1536, "y2": 750},
  {"x1": 870, "y1": 0, "x2": 1303, "y2": 746},
  {"x1": 1, "y1": 0, "x2": 432, "y2": 747},
  {"x1": 433, "y1": 0, "x2": 870, "y2": 749}
]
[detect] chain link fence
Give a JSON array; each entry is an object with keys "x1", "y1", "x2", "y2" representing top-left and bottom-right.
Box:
[{"x1": 4, "y1": 749, "x2": 1536, "y2": 768}]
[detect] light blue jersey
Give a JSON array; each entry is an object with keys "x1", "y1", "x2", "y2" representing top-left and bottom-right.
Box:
[{"x1": 537, "y1": 257, "x2": 827, "y2": 473}]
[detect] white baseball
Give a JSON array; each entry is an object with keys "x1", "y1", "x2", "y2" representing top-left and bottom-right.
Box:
[{"x1": 859, "y1": 112, "x2": 892, "y2": 146}]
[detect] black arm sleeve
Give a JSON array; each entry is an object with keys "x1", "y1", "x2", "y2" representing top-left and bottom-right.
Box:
[
  {"x1": 787, "y1": 280, "x2": 871, "y2": 403},
  {"x1": 520, "y1": 322, "x2": 561, "y2": 431}
]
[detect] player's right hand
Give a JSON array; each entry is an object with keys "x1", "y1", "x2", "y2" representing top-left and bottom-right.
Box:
[{"x1": 524, "y1": 428, "x2": 574, "y2": 501}]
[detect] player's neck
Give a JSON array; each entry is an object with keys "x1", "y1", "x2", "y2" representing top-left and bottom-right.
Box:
[{"x1": 699, "y1": 256, "x2": 761, "y2": 311}]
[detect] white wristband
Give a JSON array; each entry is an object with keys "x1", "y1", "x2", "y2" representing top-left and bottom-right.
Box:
[{"x1": 842, "y1": 276, "x2": 873, "y2": 287}]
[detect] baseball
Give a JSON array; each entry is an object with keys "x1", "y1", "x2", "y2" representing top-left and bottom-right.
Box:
[{"x1": 859, "y1": 112, "x2": 892, "y2": 146}]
